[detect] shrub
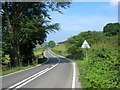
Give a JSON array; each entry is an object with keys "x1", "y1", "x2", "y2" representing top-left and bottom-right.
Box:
[
  {"x1": 77, "y1": 48, "x2": 119, "y2": 88},
  {"x1": 2, "y1": 55, "x2": 10, "y2": 65}
]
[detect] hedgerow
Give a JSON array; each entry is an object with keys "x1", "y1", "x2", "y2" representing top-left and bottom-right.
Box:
[{"x1": 77, "y1": 48, "x2": 119, "y2": 88}]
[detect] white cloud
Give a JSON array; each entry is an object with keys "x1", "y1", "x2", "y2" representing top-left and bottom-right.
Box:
[
  {"x1": 110, "y1": 0, "x2": 119, "y2": 6},
  {"x1": 50, "y1": 1, "x2": 118, "y2": 31}
]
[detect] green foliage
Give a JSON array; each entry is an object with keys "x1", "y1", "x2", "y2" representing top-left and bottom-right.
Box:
[
  {"x1": 48, "y1": 41, "x2": 56, "y2": 48},
  {"x1": 2, "y1": 55, "x2": 10, "y2": 65},
  {"x1": 77, "y1": 48, "x2": 119, "y2": 88},
  {"x1": 2, "y1": 2, "x2": 71, "y2": 67},
  {"x1": 52, "y1": 44, "x2": 68, "y2": 57},
  {"x1": 0, "y1": 65, "x2": 37, "y2": 76},
  {"x1": 34, "y1": 48, "x2": 45, "y2": 57},
  {"x1": 65, "y1": 25, "x2": 119, "y2": 88},
  {"x1": 32, "y1": 58, "x2": 38, "y2": 66},
  {"x1": 103, "y1": 23, "x2": 120, "y2": 36},
  {"x1": 65, "y1": 31, "x2": 103, "y2": 59}
]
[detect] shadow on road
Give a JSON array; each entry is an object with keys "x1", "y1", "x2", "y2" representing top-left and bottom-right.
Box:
[{"x1": 42, "y1": 57, "x2": 71, "y2": 65}]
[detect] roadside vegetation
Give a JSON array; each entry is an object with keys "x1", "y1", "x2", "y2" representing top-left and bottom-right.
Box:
[
  {"x1": 34, "y1": 48, "x2": 45, "y2": 56},
  {"x1": 1, "y1": 2, "x2": 70, "y2": 75},
  {"x1": 1, "y1": 47, "x2": 46, "y2": 76},
  {"x1": 52, "y1": 44, "x2": 67, "y2": 57},
  {"x1": 52, "y1": 23, "x2": 120, "y2": 88},
  {"x1": 33, "y1": 47, "x2": 48, "y2": 66},
  {"x1": 0, "y1": 65, "x2": 36, "y2": 76},
  {"x1": 48, "y1": 41, "x2": 56, "y2": 48}
]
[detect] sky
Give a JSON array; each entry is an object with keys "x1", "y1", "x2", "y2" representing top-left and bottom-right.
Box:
[{"x1": 46, "y1": 1, "x2": 118, "y2": 43}]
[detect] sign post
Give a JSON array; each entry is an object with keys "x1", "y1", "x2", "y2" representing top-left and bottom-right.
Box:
[{"x1": 81, "y1": 40, "x2": 90, "y2": 58}]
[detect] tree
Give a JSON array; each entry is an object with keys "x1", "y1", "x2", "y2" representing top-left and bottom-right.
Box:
[
  {"x1": 2, "y1": 2, "x2": 71, "y2": 67},
  {"x1": 65, "y1": 31, "x2": 103, "y2": 59},
  {"x1": 48, "y1": 41, "x2": 55, "y2": 48},
  {"x1": 103, "y1": 23, "x2": 120, "y2": 36}
]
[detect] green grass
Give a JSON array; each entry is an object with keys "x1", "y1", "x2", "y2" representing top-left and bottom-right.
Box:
[
  {"x1": 53, "y1": 44, "x2": 66, "y2": 51},
  {"x1": 0, "y1": 65, "x2": 39, "y2": 76},
  {"x1": 52, "y1": 44, "x2": 67, "y2": 57},
  {"x1": 34, "y1": 48, "x2": 45, "y2": 57},
  {"x1": 0, "y1": 48, "x2": 46, "y2": 76},
  {"x1": 91, "y1": 35, "x2": 118, "y2": 49}
]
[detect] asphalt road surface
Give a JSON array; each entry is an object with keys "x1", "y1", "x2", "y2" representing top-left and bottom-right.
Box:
[{"x1": 1, "y1": 49, "x2": 75, "y2": 89}]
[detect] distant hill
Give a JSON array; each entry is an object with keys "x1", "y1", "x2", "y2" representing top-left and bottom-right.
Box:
[
  {"x1": 34, "y1": 42, "x2": 48, "y2": 51},
  {"x1": 58, "y1": 41, "x2": 66, "y2": 44}
]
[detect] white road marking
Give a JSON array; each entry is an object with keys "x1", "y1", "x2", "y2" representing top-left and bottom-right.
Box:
[
  {"x1": 49, "y1": 49, "x2": 76, "y2": 88},
  {"x1": 72, "y1": 62, "x2": 76, "y2": 88},
  {"x1": 47, "y1": 50, "x2": 60, "y2": 62},
  {"x1": 1, "y1": 64, "x2": 40, "y2": 78},
  {"x1": 7, "y1": 68, "x2": 49, "y2": 89},
  {"x1": 6, "y1": 49, "x2": 75, "y2": 89},
  {"x1": 1, "y1": 50, "x2": 47, "y2": 79},
  {"x1": 6, "y1": 50, "x2": 60, "y2": 89},
  {"x1": 15, "y1": 65, "x2": 56, "y2": 89}
]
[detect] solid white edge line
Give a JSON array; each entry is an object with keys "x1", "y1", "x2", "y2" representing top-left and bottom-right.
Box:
[
  {"x1": 8, "y1": 68, "x2": 49, "y2": 89},
  {"x1": 0, "y1": 64, "x2": 40, "y2": 78},
  {"x1": 7, "y1": 50, "x2": 49, "y2": 89},
  {"x1": 15, "y1": 68, "x2": 50, "y2": 89},
  {"x1": 7, "y1": 49, "x2": 60, "y2": 89},
  {"x1": 49, "y1": 49, "x2": 76, "y2": 88},
  {"x1": 1, "y1": 50, "x2": 48, "y2": 78},
  {"x1": 47, "y1": 50, "x2": 60, "y2": 62},
  {"x1": 72, "y1": 62, "x2": 76, "y2": 88},
  {"x1": 15, "y1": 50, "x2": 60, "y2": 88}
]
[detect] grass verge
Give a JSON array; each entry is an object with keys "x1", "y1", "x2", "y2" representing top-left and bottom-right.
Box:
[
  {"x1": 1, "y1": 48, "x2": 47, "y2": 76},
  {"x1": 52, "y1": 44, "x2": 67, "y2": 57},
  {"x1": 0, "y1": 65, "x2": 39, "y2": 76}
]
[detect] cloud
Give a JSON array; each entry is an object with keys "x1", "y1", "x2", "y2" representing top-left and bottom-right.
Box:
[{"x1": 110, "y1": 0, "x2": 119, "y2": 6}]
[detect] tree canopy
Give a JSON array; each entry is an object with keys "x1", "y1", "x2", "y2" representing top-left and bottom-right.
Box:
[
  {"x1": 48, "y1": 41, "x2": 56, "y2": 48},
  {"x1": 103, "y1": 23, "x2": 120, "y2": 36},
  {"x1": 1, "y1": 2, "x2": 71, "y2": 67}
]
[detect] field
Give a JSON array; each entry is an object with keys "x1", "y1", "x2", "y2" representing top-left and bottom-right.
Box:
[
  {"x1": 34, "y1": 48, "x2": 45, "y2": 57},
  {"x1": 52, "y1": 44, "x2": 67, "y2": 57}
]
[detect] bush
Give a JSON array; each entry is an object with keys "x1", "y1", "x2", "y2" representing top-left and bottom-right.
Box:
[
  {"x1": 77, "y1": 48, "x2": 119, "y2": 88},
  {"x1": 103, "y1": 23, "x2": 120, "y2": 36},
  {"x1": 2, "y1": 55, "x2": 10, "y2": 66},
  {"x1": 32, "y1": 56, "x2": 38, "y2": 66}
]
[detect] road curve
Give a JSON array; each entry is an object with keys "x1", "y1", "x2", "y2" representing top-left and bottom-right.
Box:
[{"x1": 2, "y1": 49, "x2": 73, "y2": 89}]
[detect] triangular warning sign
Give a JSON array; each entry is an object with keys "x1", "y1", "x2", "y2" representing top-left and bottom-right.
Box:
[{"x1": 81, "y1": 40, "x2": 90, "y2": 48}]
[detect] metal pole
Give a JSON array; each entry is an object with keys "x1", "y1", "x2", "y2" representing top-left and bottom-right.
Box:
[{"x1": 85, "y1": 48, "x2": 88, "y2": 58}]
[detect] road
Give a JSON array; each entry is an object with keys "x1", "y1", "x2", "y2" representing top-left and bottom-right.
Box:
[{"x1": 2, "y1": 49, "x2": 75, "y2": 89}]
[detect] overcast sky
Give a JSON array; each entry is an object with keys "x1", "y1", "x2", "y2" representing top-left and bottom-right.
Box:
[{"x1": 46, "y1": 1, "x2": 118, "y2": 43}]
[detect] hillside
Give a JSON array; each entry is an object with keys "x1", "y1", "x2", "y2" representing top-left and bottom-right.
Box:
[
  {"x1": 52, "y1": 27, "x2": 119, "y2": 88},
  {"x1": 52, "y1": 44, "x2": 67, "y2": 57}
]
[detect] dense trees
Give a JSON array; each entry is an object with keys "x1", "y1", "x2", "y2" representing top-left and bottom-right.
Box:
[
  {"x1": 103, "y1": 23, "x2": 120, "y2": 36},
  {"x1": 2, "y1": 2, "x2": 71, "y2": 67},
  {"x1": 65, "y1": 31, "x2": 103, "y2": 59},
  {"x1": 48, "y1": 41, "x2": 55, "y2": 48},
  {"x1": 65, "y1": 22, "x2": 120, "y2": 59},
  {"x1": 64, "y1": 22, "x2": 119, "y2": 88}
]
